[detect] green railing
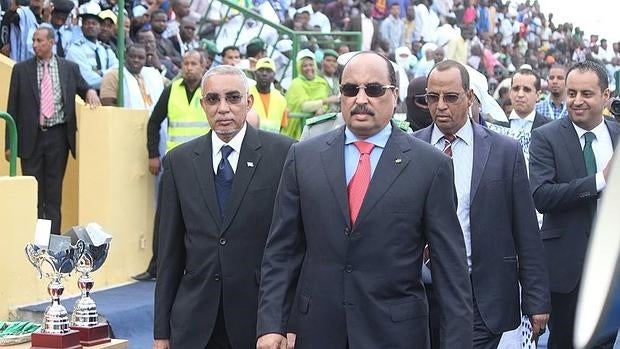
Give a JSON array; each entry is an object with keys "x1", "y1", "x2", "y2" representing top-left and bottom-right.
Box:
[
  {"x1": 1, "y1": 112, "x2": 18, "y2": 176},
  {"x1": 197, "y1": 0, "x2": 362, "y2": 78}
]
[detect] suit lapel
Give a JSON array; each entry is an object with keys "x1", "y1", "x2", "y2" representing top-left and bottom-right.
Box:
[
  {"x1": 27, "y1": 59, "x2": 39, "y2": 102},
  {"x1": 470, "y1": 123, "x2": 491, "y2": 202},
  {"x1": 220, "y1": 125, "x2": 261, "y2": 234},
  {"x1": 532, "y1": 112, "x2": 546, "y2": 129},
  {"x1": 192, "y1": 133, "x2": 222, "y2": 230},
  {"x1": 57, "y1": 58, "x2": 69, "y2": 106},
  {"x1": 415, "y1": 125, "x2": 433, "y2": 143},
  {"x1": 559, "y1": 118, "x2": 587, "y2": 177},
  {"x1": 355, "y1": 126, "x2": 411, "y2": 228},
  {"x1": 320, "y1": 127, "x2": 350, "y2": 227},
  {"x1": 605, "y1": 119, "x2": 620, "y2": 148}
]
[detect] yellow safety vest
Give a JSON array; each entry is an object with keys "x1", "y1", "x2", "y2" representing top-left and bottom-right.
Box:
[
  {"x1": 249, "y1": 85, "x2": 287, "y2": 134},
  {"x1": 166, "y1": 80, "x2": 209, "y2": 152}
]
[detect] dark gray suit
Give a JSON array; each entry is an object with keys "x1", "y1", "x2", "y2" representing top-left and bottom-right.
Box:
[
  {"x1": 414, "y1": 121, "x2": 550, "y2": 345},
  {"x1": 5, "y1": 56, "x2": 92, "y2": 235},
  {"x1": 154, "y1": 125, "x2": 294, "y2": 348},
  {"x1": 529, "y1": 117, "x2": 620, "y2": 349},
  {"x1": 257, "y1": 124, "x2": 473, "y2": 349}
]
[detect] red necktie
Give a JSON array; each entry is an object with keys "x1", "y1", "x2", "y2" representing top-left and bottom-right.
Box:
[
  {"x1": 442, "y1": 134, "x2": 456, "y2": 157},
  {"x1": 348, "y1": 141, "x2": 375, "y2": 225},
  {"x1": 40, "y1": 61, "x2": 54, "y2": 124}
]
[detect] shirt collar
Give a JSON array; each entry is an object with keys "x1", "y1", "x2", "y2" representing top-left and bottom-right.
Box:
[
  {"x1": 572, "y1": 117, "x2": 606, "y2": 140},
  {"x1": 509, "y1": 109, "x2": 536, "y2": 122},
  {"x1": 430, "y1": 118, "x2": 474, "y2": 146},
  {"x1": 344, "y1": 122, "x2": 392, "y2": 148},
  {"x1": 36, "y1": 55, "x2": 56, "y2": 65},
  {"x1": 212, "y1": 122, "x2": 247, "y2": 155}
]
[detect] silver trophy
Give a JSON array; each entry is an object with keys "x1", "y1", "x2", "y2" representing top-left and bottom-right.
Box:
[
  {"x1": 24, "y1": 235, "x2": 85, "y2": 334},
  {"x1": 66, "y1": 223, "x2": 112, "y2": 328}
]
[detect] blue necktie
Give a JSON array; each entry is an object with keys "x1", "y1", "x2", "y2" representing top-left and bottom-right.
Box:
[{"x1": 215, "y1": 145, "x2": 234, "y2": 221}]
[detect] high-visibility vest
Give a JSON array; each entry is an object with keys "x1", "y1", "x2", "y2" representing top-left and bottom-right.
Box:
[
  {"x1": 249, "y1": 85, "x2": 287, "y2": 134},
  {"x1": 166, "y1": 80, "x2": 209, "y2": 152}
]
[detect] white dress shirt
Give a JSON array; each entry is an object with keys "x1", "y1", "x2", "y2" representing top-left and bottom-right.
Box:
[
  {"x1": 431, "y1": 120, "x2": 474, "y2": 270},
  {"x1": 573, "y1": 119, "x2": 614, "y2": 192},
  {"x1": 509, "y1": 109, "x2": 536, "y2": 133},
  {"x1": 211, "y1": 123, "x2": 247, "y2": 174}
]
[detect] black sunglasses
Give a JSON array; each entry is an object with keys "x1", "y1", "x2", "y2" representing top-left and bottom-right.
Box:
[
  {"x1": 202, "y1": 92, "x2": 244, "y2": 105},
  {"x1": 340, "y1": 83, "x2": 396, "y2": 98},
  {"x1": 414, "y1": 94, "x2": 427, "y2": 106},
  {"x1": 425, "y1": 92, "x2": 464, "y2": 105}
]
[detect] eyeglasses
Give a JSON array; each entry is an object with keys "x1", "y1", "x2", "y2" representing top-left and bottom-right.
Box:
[
  {"x1": 340, "y1": 83, "x2": 396, "y2": 98},
  {"x1": 414, "y1": 94, "x2": 428, "y2": 106},
  {"x1": 425, "y1": 92, "x2": 465, "y2": 105},
  {"x1": 202, "y1": 92, "x2": 244, "y2": 105}
]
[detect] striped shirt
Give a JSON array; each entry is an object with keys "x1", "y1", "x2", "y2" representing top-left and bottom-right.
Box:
[{"x1": 37, "y1": 55, "x2": 65, "y2": 127}]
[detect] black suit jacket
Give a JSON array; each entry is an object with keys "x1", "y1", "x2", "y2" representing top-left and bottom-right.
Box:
[
  {"x1": 153, "y1": 125, "x2": 294, "y2": 348},
  {"x1": 257, "y1": 124, "x2": 473, "y2": 349},
  {"x1": 493, "y1": 111, "x2": 551, "y2": 130},
  {"x1": 414, "y1": 122, "x2": 551, "y2": 333},
  {"x1": 6, "y1": 56, "x2": 91, "y2": 159},
  {"x1": 529, "y1": 117, "x2": 620, "y2": 293}
]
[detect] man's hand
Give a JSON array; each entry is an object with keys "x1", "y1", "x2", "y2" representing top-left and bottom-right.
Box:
[
  {"x1": 152, "y1": 339, "x2": 169, "y2": 349},
  {"x1": 149, "y1": 157, "x2": 161, "y2": 176},
  {"x1": 529, "y1": 313, "x2": 549, "y2": 342},
  {"x1": 286, "y1": 333, "x2": 296, "y2": 349},
  {"x1": 4, "y1": 149, "x2": 10, "y2": 162},
  {"x1": 257, "y1": 333, "x2": 287, "y2": 349},
  {"x1": 85, "y1": 90, "x2": 101, "y2": 108}
]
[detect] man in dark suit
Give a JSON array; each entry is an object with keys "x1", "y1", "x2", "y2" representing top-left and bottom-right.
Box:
[
  {"x1": 4, "y1": 26, "x2": 99, "y2": 235},
  {"x1": 153, "y1": 65, "x2": 294, "y2": 349},
  {"x1": 413, "y1": 60, "x2": 550, "y2": 349},
  {"x1": 257, "y1": 51, "x2": 473, "y2": 349},
  {"x1": 493, "y1": 68, "x2": 551, "y2": 131},
  {"x1": 529, "y1": 60, "x2": 620, "y2": 349}
]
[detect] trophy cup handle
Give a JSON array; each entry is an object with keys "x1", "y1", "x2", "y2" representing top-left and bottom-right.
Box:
[{"x1": 24, "y1": 244, "x2": 43, "y2": 279}]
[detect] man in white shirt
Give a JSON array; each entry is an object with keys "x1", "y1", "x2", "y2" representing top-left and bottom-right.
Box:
[
  {"x1": 529, "y1": 60, "x2": 620, "y2": 349},
  {"x1": 507, "y1": 68, "x2": 551, "y2": 132}
]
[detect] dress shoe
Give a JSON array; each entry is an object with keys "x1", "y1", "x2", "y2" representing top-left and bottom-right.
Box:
[{"x1": 132, "y1": 271, "x2": 156, "y2": 281}]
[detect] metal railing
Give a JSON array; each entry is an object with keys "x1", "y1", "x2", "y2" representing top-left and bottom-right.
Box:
[{"x1": 1, "y1": 112, "x2": 17, "y2": 176}]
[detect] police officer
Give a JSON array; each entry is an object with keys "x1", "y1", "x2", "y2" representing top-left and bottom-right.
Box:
[
  {"x1": 48, "y1": 0, "x2": 80, "y2": 57},
  {"x1": 66, "y1": 7, "x2": 118, "y2": 91}
]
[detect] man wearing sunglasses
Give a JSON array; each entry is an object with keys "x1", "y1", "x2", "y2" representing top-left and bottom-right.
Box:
[
  {"x1": 153, "y1": 65, "x2": 295, "y2": 349},
  {"x1": 413, "y1": 60, "x2": 550, "y2": 349},
  {"x1": 257, "y1": 51, "x2": 473, "y2": 349}
]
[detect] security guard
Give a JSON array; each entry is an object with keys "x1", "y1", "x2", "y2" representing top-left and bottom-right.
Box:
[
  {"x1": 300, "y1": 112, "x2": 412, "y2": 141},
  {"x1": 48, "y1": 0, "x2": 81, "y2": 57},
  {"x1": 65, "y1": 7, "x2": 118, "y2": 90}
]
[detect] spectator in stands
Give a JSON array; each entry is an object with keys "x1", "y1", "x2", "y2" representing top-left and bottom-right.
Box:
[
  {"x1": 48, "y1": 0, "x2": 79, "y2": 58},
  {"x1": 1, "y1": 0, "x2": 43, "y2": 61},
  {"x1": 163, "y1": 0, "x2": 189, "y2": 39},
  {"x1": 242, "y1": 37, "x2": 266, "y2": 78},
  {"x1": 131, "y1": 0, "x2": 164, "y2": 31},
  {"x1": 403, "y1": 5, "x2": 415, "y2": 49},
  {"x1": 413, "y1": 42, "x2": 436, "y2": 79},
  {"x1": 100, "y1": 43, "x2": 165, "y2": 110},
  {"x1": 323, "y1": 0, "x2": 349, "y2": 31},
  {"x1": 535, "y1": 64, "x2": 568, "y2": 120},
  {"x1": 98, "y1": 10, "x2": 119, "y2": 56},
  {"x1": 170, "y1": 17, "x2": 198, "y2": 56},
  {"x1": 249, "y1": 57, "x2": 288, "y2": 133},
  {"x1": 283, "y1": 49, "x2": 336, "y2": 139},
  {"x1": 150, "y1": 10, "x2": 182, "y2": 68},
  {"x1": 320, "y1": 49, "x2": 340, "y2": 112},
  {"x1": 299, "y1": 0, "x2": 331, "y2": 33},
  {"x1": 136, "y1": 27, "x2": 178, "y2": 79},
  {"x1": 66, "y1": 8, "x2": 118, "y2": 91},
  {"x1": 379, "y1": 2, "x2": 404, "y2": 55},
  {"x1": 220, "y1": 45, "x2": 240, "y2": 66}
]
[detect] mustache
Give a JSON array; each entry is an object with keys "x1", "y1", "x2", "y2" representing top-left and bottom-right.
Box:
[{"x1": 351, "y1": 105, "x2": 375, "y2": 116}]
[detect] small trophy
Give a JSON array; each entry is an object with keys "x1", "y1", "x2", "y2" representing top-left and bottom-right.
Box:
[
  {"x1": 25, "y1": 219, "x2": 85, "y2": 349},
  {"x1": 66, "y1": 223, "x2": 113, "y2": 346}
]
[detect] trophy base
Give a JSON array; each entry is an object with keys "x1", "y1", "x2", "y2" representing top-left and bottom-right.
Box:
[
  {"x1": 31, "y1": 330, "x2": 82, "y2": 349},
  {"x1": 70, "y1": 323, "x2": 111, "y2": 346}
]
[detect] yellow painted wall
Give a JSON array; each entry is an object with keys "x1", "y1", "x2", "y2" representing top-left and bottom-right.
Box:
[{"x1": 0, "y1": 53, "x2": 155, "y2": 319}]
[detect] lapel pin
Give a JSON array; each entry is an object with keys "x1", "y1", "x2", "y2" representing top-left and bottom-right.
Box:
[
  {"x1": 395, "y1": 158, "x2": 402, "y2": 164},
  {"x1": 247, "y1": 162, "x2": 254, "y2": 167}
]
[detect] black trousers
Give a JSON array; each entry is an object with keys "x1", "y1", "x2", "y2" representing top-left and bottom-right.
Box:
[
  {"x1": 20, "y1": 124, "x2": 69, "y2": 235},
  {"x1": 549, "y1": 286, "x2": 616, "y2": 349},
  {"x1": 146, "y1": 177, "x2": 163, "y2": 276}
]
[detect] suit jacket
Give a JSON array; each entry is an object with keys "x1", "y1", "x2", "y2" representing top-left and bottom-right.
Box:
[
  {"x1": 493, "y1": 111, "x2": 551, "y2": 130},
  {"x1": 529, "y1": 117, "x2": 620, "y2": 293},
  {"x1": 153, "y1": 125, "x2": 294, "y2": 348},
  {"x1": 257, "y1": 124, "x2": 473, "y2": 349},
  {"x1": 414, "y1": 122, "x2": 551, "y2": 333},
  {"x1": 5, "y1": 56, "x2": 91, "y2": 159}
]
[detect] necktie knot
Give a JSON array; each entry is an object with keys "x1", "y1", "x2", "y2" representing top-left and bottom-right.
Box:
[
  {"x1": 444, "y1": 133, "x2": 456, "y2": 143},
  {"x1": 584, "y1": 131, "x2": 596, "y2": 144},
  {"x1": 442, "y1": 134, "x2": 457, "y2": 157},
  {"x1": 220, "y1": 145, "x2": 233, "y2": 159},
  {"x1": 353, "y1": 141, "x2": 375, "y2": 155}
]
